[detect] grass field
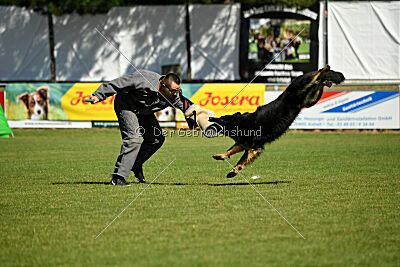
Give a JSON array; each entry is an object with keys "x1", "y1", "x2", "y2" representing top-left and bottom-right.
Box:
[{"x1": 1, "y1": 129, "x2": 399, "y2": 266}]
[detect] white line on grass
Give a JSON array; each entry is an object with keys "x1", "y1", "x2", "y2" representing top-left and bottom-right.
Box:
[
  {"x1": 223, "y1": 158, "x2": 306, "y2": 239},
  {"x1": 94, "y1": 27, "x2": 179, "y2": 110},
  {"x1": 95, "y1": 158, "x2": 176, "y2": 239},
  {"x1": 223, "y1": 28, "x2": 305, "y2": 109}
]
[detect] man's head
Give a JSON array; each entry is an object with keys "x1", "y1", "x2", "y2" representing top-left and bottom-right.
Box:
[{"x1": 159, "y1": 73, "x2": 181, "y2": 101}]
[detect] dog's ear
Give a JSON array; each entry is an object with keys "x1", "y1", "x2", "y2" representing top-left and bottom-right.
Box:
[
  {"x1": 37, "y1": 86, "x2": 49, "y2": 100},
  {"x1": 17, "y1": 93, "x2": 30, "y2": 109},
  {"x1": 37, "y1": 86, "x2": 50, "y2": 119}
]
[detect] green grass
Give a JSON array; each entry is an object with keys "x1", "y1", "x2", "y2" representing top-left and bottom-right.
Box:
[
  {"x1": 281, "y1": 59, "x2": 309, "y2": 63},
  {"x1": 1, "y1": 129, "x2": 399, "y2": 266},
  {"x1": 297, "y1": 42, "x2": 309, "y2": 54}
]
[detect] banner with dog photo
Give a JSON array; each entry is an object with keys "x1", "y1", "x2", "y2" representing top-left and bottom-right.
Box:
[
  {"x1": 6, "y1": 83, "x2": 72, "y2": 121},
  {"x1": 5, "y1": 83, "x2": 115, "y2": 122},
  {"x1": 5, "y1": 82, "x2": 265, "y2": 124}
]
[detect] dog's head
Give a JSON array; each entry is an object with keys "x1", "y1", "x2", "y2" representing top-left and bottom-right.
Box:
[
  {"x1": 17, "y1": 86, "x2": 49, "y2": 120},
  {"x1": 287, "y1": 65, "x2": 345, "y2": 108}
]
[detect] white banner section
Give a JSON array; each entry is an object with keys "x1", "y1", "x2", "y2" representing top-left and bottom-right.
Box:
[
  {"x1": 9, "y1": 120, "x2": 92, "y2": 129},
  {"x1": 327, "y1": 2, "x2": 400, "y2": 79},
  {"x1": 0, "y1": 6, "x2": 51, "y2": 80},
  {"x1": 190, "y1": 4, "x2": 240, "y2": 80},
  {"x1": 264, "y1": 91, "x2": 400, "y2": 129}
]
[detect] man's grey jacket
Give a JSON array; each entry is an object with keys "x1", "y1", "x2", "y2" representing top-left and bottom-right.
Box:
[{"x1": 92, "y1": 70, "x2": 191, "y2": 115}]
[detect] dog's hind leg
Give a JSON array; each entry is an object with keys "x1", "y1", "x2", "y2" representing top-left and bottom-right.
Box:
[
  {"x1": 213, "y1": 144, "x2": 244, "y2": 160},
  {"x1": 227, "y1": 148, "x2": 263, "y2": 178}
]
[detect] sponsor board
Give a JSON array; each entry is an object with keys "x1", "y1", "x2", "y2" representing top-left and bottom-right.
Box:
[
  {"x1": 6, "y1": 82, "x2": 264, "y2": 123},
  {"x1": 0, "y1": 85, "x2": 5, "y2": 114},
  {"x1": 9, "y1": 120, "x2": 92, "y2": 128},
  {"x1": 265, "y1": 91, "x2": 400, "y2": 129},
  {"x1": 92, "y1": 121, "x2": 177, "y2": 128},
  {"x1": 92, "y1": 121, "x2": 119, "y2": 128},
  {"x1": 240, "y1": 2, "x2": 320, "y2": 83},
  {"x1": 189, "y1": 83, "x2": 265, "y2": 117},
  {"x1": 5, "y1": 82, "x2": 116, "y2": 121},
  {"x1": 5, "y1": 82, "x2": 399, "y2": 129},
  {"x1": 61, "y1": 83, "x2": 117, "y2": 121}
]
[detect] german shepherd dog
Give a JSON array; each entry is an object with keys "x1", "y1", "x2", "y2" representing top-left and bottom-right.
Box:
[{"x1": 210, "y1": 65, "x2": 345, "y2": 178}]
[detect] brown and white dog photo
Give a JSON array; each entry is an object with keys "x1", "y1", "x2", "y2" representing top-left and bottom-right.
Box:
[{"x1": 18, "y1": 86, "x2": 50, "y2": 120}]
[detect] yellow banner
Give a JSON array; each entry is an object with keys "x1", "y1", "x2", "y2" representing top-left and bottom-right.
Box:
[
  {"x1": 60, "y1": 83, "x2": 265, "y2": 121},
  {"x1": 61, "y1": 83, "x2": 117, "y2": 121},
  {"x1": 190, "y1": 84, "x2": 265, "y2": 117}
]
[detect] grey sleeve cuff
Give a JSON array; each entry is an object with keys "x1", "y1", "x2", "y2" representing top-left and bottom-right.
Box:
[{"x1": 92, "y1": 83, "x2": 117, "y2": 102}]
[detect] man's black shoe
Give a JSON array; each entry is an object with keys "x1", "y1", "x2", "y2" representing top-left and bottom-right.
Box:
[
  {"x1": 133, "y1": 165, "x2": 146, "y2": 183},
  {"x1": 110, "y1": 174, "x2": 131, "y2": 186}
]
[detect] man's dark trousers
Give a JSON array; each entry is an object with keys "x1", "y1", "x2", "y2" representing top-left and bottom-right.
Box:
[{"x1": 113, "y1": 94, "x2": 165, "y2": 179}]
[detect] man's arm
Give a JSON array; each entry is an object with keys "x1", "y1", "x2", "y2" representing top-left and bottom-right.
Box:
[
  {"x1": 91, "y1": 83, "x2": 117, "y2": 103},
  {"x1": 91, "y1": 73, "x2": 139, "y2": 103},
  {"x1": 174, "y1": 93, "x2": 194, "y2": 113},
  {"x1": 174, "y1": 93, "x2": 198, "y2": 129},
  {"x1": 90, "y1": 95, "x2": 100, "y2": 103}
]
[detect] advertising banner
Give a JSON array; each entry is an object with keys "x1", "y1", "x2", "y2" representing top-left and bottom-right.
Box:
[
  {"x1": 5, "y1": 82, "x2": 118, "y2": 121},
  {"x1": 0, "y1": 85, "x2": 5, "y2": 114},
  {"x1": 7, "y1": 82, "x2": 398, "y2": 129},
  {"x1": 6, "y1": 83, "x2": 73, "y2": 121},
  {"x1": 60, "y1": 83, "x2": 116, "y2": 121},
  {"x1": 240, "y1": 2, "x2": 320, "y2": 83},
  {"x1": 6, "y1": 83, "x2": 265, "y2": 123},
  {"x1": 187, "y1": 83, "x2": 264, "y2": 117},
  {"x1": 265, "y1": 91, "x2": 400, "y2": 129}
]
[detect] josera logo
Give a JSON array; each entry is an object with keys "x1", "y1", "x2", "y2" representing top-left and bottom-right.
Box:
[
  {"x1": 190, "y1": 84, "x2": 264, "y2": 116},
  {"x1": 61, "y1": 83, "x2": 117, "y2": 121}
]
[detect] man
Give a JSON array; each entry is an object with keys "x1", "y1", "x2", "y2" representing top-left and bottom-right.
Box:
[{"x1": 90, "y1": 70, "x2": 194, "y2": 186}]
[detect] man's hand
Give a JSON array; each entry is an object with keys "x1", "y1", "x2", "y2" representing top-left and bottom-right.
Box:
[{"x1": 90, "y1": 95, "x2": 100, "y2": 104}]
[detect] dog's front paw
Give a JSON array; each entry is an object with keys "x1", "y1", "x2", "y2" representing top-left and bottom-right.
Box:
[
  {"x1": 226, "y1": 171, "x2": 237, "y2": 178},
  {"x1": 213, "y1": 154, "x2": 226, "y2": 160}
]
